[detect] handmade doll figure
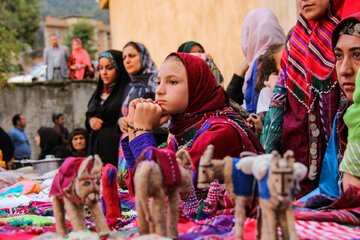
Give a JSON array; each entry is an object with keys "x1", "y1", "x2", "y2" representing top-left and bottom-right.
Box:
[
  {"x1": 50, "y1": 156, "x2": 109, "y2": 237},
  {"x1": 134, "y1": 147, "x2": 193, "y2": 238}
]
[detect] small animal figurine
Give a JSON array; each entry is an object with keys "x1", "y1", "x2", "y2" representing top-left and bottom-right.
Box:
[
  {"x1": 50, "y1": 155, "x2": 110, "y2": 237},
  {"x1": 101, "y1": 163, "x2": 121, "y2": 220},
  {"x1": 254, "y1": 150, "x2": 307, "y2": 240},
  {"x1": 134, "y1": 147, "x2": 193, "y2": 239},
  {"x1": 197, "y1": 145, "x2": 263, "y2": 239}
]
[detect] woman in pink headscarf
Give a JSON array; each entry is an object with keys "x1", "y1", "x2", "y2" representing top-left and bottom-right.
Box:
[{"x1": 69, "y1": 38, "x2": 94, "y2": 80}]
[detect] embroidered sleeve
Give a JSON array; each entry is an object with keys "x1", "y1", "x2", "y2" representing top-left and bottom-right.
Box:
[
  {"x1": 129, "y1": 133, "x2": 157, "y2": 161},
  {"x1": 260, "y1": 69, "x2": 287, "y2": 153},
  {"x1": 121, "y1": 136, "x2": 136, "y2": 169}
]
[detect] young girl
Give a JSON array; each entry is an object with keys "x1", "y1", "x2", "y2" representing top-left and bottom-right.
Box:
[
  {"x1": 262, "y1": 0, "x2": 342, "y2": 196},
  {"x1": 121, "y1": 53, "x2": 263, "y2": 195},
  {"x1": 247, "y1": 44, "x2": 285, "y2": 138}
]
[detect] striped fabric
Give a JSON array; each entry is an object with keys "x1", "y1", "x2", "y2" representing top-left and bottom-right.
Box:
[
  {"x1": 284, "y1": 9, "x2": 340, "y2": 109},
  {"x1": 340, "y1": 139, "x2": 360, "y2": 177}
]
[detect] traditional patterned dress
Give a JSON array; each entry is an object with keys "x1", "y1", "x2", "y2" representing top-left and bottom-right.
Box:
[{"x1": 261, "y1": 6, "x2": 341, "y2": 197}]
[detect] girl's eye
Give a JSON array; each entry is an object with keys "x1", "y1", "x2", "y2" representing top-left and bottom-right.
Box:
[
  {"x1": 169, "y1": 80, "x2": 177, "y2": 85},
  {"x1": 334, "y1": 52, "x2": 343, "y2": 61},
  {"x1": 353, "y1": 52, "x2": 360, "y2": 60},
  {"x1": 155, "y1": 81, "x2": 161, "y2": 85}
]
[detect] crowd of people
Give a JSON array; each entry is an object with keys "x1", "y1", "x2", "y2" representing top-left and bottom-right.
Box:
[
  {"x1": 0, "y1": 113, "x2": 88, "y2": 169},
  {"x1": 1, "y1": 0, "x2": 360, "y2": 209}
]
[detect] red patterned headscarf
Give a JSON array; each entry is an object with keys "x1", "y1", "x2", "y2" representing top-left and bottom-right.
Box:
[
  {"x1": 283, "y1": 3, "x2": 341, "y2": 109},
  {"x1": 167, "y1": 53, "x2": 226, "y2": 135}
]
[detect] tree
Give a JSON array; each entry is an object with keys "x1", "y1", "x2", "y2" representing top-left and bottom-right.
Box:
[
  {"x1": 40, "y1": 0, "x2": 109, "y2": 24},
  {"x1": 0, "y1": 0, "x2": 41, "y2": 84},
  {"x1": 65, "y1": 20, "x2": 96, "y2": 60}
]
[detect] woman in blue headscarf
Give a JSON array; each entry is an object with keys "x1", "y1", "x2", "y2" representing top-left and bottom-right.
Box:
[{"x1": 86, "y1": 49, "x2": 130, "y2": 167}]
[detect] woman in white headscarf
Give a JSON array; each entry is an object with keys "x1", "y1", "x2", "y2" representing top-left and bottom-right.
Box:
[{"x1": 226, "y1": 8, "x2": 286, "y2": 114}]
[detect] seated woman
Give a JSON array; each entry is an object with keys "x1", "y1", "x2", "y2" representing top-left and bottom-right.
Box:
[
  {"x1": 68, "y1": 128, "x2": 87, "y2": 157},
  {"x1": 177, "y1": 41, "x2": 205, "y2": 53},
  {"x1": 226, "y1": 8, "x2": 286, "y2": 109},
  {"x1": 301, "y1": 12, "x2": 360, "y2": 200},
  {"x1": 35, "y1": 127, "x2": 68, "y2": 159},
  {"x1": 121, "y1": 53, "x2": 264, "y2": 196}
]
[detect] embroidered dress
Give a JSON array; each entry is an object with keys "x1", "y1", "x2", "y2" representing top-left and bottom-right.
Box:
[{"x1": 261, "y1": 6, "x2": 341, "y2": 197}]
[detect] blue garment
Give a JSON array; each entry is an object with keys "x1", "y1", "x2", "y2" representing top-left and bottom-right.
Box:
[
  {"x1": 318, "y1": 116, "x2": 341, "y2": 198},
  {"x1": 232, "y1": 158, "x2": 254, "y2": 196},
  {"x1": 121, "y1": 133, "x2": 157, "y2": 169},
  {"x1": 8, "y1": 127, "x2": 31, "y2": 159},
  {"x1": 244, "y1": 59, "x2": 259, "y2": 114},
  {"x1": 258, "y1": 169, "x2": 270, "y2": 199}
]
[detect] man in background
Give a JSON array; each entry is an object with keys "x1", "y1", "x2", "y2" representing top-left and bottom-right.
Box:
[
  {"x1": 8, "y1": 114, "x2": 31, "y2": 160},
  {"x1": 43, "y1": 33, "x2": 69, "y2": 80},
  {"x1": 52, "y1": 113, "x2": 69, "y2": 146}
]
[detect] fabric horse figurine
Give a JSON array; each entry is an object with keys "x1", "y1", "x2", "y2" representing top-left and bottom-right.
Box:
[
  {"x1": 134, "y1": 147, "x2": 193, "y2": 238},
  {"x1": 254, "y1": 150, "x2": 307, "y2": 240},
  {"x1": 50, "y1": 156, "x2": 110, "y2": 237},
  {"x1": 197, "y1": 144, "x2": 265, "y2": 239}
]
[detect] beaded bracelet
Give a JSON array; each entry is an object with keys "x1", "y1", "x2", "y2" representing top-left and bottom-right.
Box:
[
  {"x1": 127, "y1": 123, "x2": 134, "y2": 130},
  {"x1": 133, "y1": 127, "x2": 153, "y2": 135}
]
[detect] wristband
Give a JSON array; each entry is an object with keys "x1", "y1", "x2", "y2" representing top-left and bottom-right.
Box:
[{"x1": 133, "y1": 127, "x2": 153, "y2": 135}]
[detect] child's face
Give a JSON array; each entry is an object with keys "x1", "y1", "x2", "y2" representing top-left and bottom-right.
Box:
[
  {"x1": 274, "y1": 47, "x2": 284, "y2": 72},
  {"x1": 297, "y1": 0, "x2": 329, "y2": 20},
  {"x1": 334, "y1": 35, "x2": 360, "y2": 102},
  {"x1": 155, "y1": 59, "x2": 188, "y2": 115}
]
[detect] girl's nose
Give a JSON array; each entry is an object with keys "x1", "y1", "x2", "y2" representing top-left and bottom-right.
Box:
[
  {"x1": 155, "y1": 83, "x2": 165, "y2": 95},
  {"x1": 339, "y1": 56, "x2": 354, "y2": 78}
]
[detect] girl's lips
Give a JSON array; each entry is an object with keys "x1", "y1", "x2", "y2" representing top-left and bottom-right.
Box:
[{"x1": 156, "y1": 100, "x2": 166, "y2": 105}]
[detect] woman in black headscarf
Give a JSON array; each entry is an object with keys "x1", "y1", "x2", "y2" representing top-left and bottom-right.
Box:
[
  {"x1": 35, "y1": 127, "x2": 68, "y2": 159},
  {"x1": 68, "y1": 128, "x2": 88, "y2": 157},
  {"x1": 85, "y1": 50, "x2": 130, "y2": 167}
]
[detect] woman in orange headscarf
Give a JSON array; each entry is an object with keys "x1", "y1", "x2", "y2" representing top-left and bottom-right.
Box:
[{"x1": 68, "y1": 38, "x2": 94, "y2": 80}]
